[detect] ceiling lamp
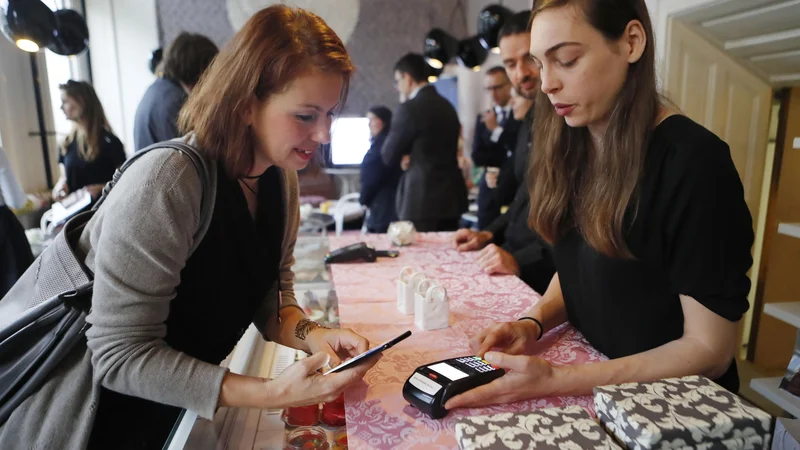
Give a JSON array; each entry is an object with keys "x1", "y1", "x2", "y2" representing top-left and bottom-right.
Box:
[
  {"x1": 456, "y1": 35, "x2": 488, "y2": 71},
  {"x1": 477, "y1": 4, "x2": 513, "y2": 53},
  {"x1": 1, "y1": 0, "x2": 57, "y2": 53},
  {"x1": 427, "y1": 64, "x2": 443, "y2": 83},
  {"x1": 423, "y1": 28, "x2": 458, "y2": 69},
  {"x1": 47, "y1": 9, "x2": 89, "y2": 55}
]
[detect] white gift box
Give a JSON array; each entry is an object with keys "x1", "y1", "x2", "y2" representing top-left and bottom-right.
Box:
[
  {"x1": 397, "y1": 267, "x2": 425, "y2": 315},
  {"x1": 414, "y1": 281, "x2": 450, "y2": 331}
]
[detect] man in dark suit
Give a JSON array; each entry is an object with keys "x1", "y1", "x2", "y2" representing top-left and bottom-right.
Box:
[
  {"x1": 134, "y1": 33, "x2": 218, "y2": 151},
  {"x1": 454, "y1": 11, "x2": 555, "y2": 295},
  {"x1": 472, "y1": 66, "x2": 522, "y2": 229},
  {"x1": 381, "y1": 53, "x2": 467, "y2": 232}
]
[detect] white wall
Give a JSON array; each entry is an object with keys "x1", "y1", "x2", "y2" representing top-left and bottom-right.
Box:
[
  {"x1": 0, "y1": 42, "x2": 58, "y2": 192},
  {"x1": 649, "y1": 0, "x2": 725, "y2": 89},
  {"x1": 85, "y1": 0, "x2": 158, "y2": 154}
]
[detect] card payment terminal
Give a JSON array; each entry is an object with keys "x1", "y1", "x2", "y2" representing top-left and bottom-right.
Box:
[
  {"x1": 324, "y1": 242, "x2": 399, "y2": 264},
  {"x1": 402, "y1": 356, "x2": 505, "y2": 419}
]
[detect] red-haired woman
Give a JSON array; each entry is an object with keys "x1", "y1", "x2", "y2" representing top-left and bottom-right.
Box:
[{"x1": 1, "y1": 6, "x2": 376, "y2": 449}]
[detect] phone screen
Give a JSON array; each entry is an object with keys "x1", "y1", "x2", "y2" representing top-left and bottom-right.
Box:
[{"x1": 323, "y1": 330, "x2": 412, "y2": 375}]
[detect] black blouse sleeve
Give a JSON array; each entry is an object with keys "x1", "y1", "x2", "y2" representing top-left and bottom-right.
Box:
[{"x1": 663, "y1": 136, "x2": 754, "y2": 322}]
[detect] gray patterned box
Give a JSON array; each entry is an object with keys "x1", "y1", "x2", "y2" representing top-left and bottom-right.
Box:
[
  {"x1": 594, "y1": 375, "x2": 772, "y2": 450},
  {"x1": 454, "y1": 405, "x2": 623, "y2": 449}
]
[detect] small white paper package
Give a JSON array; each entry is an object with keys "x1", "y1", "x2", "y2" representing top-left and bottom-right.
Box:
[
  {"x1": 387, "y1": 221, "x2": 416, "y2": 246},
  {"x1": 397, "y1": 266, "x2": 426, "y2": 315},
  {"x1": 414, "y1": 280, "x2": 450, "y2": 331}
]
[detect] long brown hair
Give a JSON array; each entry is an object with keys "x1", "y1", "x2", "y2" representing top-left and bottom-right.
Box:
[
  {"x1": 528, "y1": 0, "x2": 659, "y2": 258},
  {"x1": 59, "y1": 80, "x2": 112, "y2": 163},
  {"x1": 179, "y1": 5, "x2": 354, "y2": 178}
]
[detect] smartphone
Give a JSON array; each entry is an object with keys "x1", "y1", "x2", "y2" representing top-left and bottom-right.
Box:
[{"x1": 323, "y1": 330, "x2": 412, "y2": 375}]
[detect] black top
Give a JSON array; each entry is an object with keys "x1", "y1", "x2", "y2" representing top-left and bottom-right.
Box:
[
  {"x1": 360, "y1": 131, "x2": 402, "y2": 233},
  {"x1": 133, "y1": 77, "x2": 187, "y2": 151},
  {"x1": 553, "y1": 115, "x2": 754, "y2": 392},
  {"x1": 59, "y1": 130, "x2": 126, "y2": 193},
  {"x1": 486, "y1": 109, "x2": 555, "y2": 294},
  {"x1": 471, "y1": 112, "x2": 520, "y2": 168},
  {"x1": 88, "y1": 165, "x2": 285, "y2": 450}
]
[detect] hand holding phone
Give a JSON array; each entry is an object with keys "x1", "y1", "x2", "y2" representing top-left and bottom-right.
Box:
[{"x1": 324, "y1": 330, "x2": 412, "y2": 375}]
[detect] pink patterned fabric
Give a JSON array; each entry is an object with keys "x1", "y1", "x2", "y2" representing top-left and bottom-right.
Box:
[{"x1": 329, "y1": 233, "x2": 607, "y2": 449}]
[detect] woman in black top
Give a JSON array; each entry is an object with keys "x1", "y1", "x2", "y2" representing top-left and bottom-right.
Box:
[
  {"x1": 52, "y1": 80, "x2": 126, "y2": 201},
  {"x1": 360, "y1": 105, "x2": 401, "y2": 233},
  {"x1": 445, "y1": 0, "x2": 753, "y2": 410}
]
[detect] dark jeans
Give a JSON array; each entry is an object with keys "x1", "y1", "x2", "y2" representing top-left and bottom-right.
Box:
[{"x1": 412, "y1": 218, "x2": 460, "y2": 232}]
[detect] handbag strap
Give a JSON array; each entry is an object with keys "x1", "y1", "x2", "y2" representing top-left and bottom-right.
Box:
[{"x1": 92, "y1": 140, "x2": 216, "y2": 257}]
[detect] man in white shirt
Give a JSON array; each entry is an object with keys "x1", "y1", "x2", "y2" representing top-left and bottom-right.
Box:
[{"x1": 471, "y1": 67, "x2": 522, "y2": 229}]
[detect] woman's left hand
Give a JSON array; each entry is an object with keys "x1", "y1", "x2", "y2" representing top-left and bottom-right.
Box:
[
  {"x1": 443, "y1": 352, "x2": 556, "y2": 410},
  {"x1": 305, "y1": 328, "x2": 370, "y2": 368}
]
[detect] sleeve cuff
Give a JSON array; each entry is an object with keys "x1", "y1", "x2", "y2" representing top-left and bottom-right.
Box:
[
  {"x1": 490, "y1": 127, "x2": 504, "y2": 143},
  {"x1": 191, "y1": 364, "x2": 229, "y2": 420}
]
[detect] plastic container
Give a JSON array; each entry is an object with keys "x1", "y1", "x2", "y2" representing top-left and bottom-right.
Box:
[
  {"x1": 284, "y1": 426, "x2": 329, "y2": 450},
  {"x1": 320, "y1": 393, "x2": 346, "y2": 428},
  {"x1": 332, "y1": 429, "x2": 348, "y2": 450},
  {"x1": 282, "y1": 404, "x2": 320, "y2": 427}
]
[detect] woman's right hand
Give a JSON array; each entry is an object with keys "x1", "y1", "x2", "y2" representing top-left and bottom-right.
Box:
[
  {"x1": 454, "y1": 229, "x2": 493, "y2": 252},
  {"x1": 267, "y1": 352, "x2": 379, "y2": 409},
  {"x1": 470, "y1": 320, "x2": 541, "y2": 358},
  {"x1": 52, "y1": 181, "x2": 69, "y2": 201}
]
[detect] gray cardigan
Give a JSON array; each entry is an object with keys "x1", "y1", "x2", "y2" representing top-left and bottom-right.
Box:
[{"x1": 0, "y1": 145, "x2": 301, "y2": 449}]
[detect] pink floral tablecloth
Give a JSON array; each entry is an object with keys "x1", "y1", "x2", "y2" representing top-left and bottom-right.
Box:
[{"x1": 328, "y1": 233, "x2": 607, "y2": 450}]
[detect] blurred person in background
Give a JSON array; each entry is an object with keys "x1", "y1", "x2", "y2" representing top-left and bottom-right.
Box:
[
  {"x1": 360, "y1": 105, "x2": 402, "y2": 233},
  {"x1": 52, "y1": 80, "x2": 126, "y2": 202},
  {"x1": 490, "y1": 87, "x2": 534, "y2": 205},
  {"x1": 134, "y1": 32, "x2": 219, "y2": 150},
  {"x1": 382, "y1": 53, "x2": 467, "y2": 232},
  {"x1": 472, "y1": 66, "x2": 521, "y2": 229}
]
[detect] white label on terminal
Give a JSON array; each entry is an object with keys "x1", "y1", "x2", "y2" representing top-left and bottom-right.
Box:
[
  {"x1": 429, "y1": 362, "x2": 468, "y2": 381},
  {"x1": 793, "y1": 137, "x2": 800, "y2": 149},
  {"x1": 409, "y1": 373, "x2": 442, "y2": 396}
]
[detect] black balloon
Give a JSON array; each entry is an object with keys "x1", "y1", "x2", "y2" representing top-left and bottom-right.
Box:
[
  {"x1": 47, "y1": 9, "x2": 89, "y2": 55},
  {"x1": 477, "y1": 4, "x2": 513, "y2": 51},
  {"x1": 456, "y1": 35, "x2": 488, "y2": 70},
  {"x1": 423, "y1": 28, "x2": 458, "y2": 69},
  {"x1": 0, "y1": 0, "x2": 57, "y2": 52}
]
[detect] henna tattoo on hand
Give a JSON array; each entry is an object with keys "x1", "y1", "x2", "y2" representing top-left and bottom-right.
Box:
[{"x1": 295, "y1": 318, "x2": 329, "y2": 340}]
